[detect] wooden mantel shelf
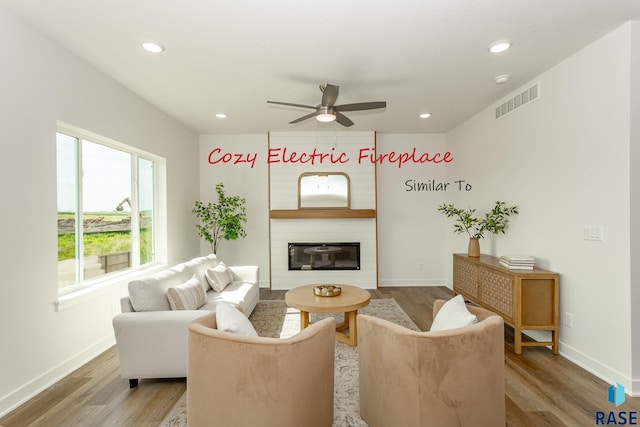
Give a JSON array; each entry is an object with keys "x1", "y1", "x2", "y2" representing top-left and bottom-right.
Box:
[{"x1": 270, "y1": 209, "x2": 376, "y2": 219}]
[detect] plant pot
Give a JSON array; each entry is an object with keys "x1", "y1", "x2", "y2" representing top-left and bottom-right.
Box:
[{"x1": 468, "y1": 238, "x2": 480, "y2": 257}]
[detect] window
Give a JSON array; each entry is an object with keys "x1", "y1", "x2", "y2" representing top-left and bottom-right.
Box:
[{"x1": 56, "y1": 124, "x2": 159, "y2": 294}]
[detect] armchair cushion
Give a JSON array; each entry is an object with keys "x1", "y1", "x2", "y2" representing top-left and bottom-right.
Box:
[
  {"x1": 215, "y1": 301, "x2": 257, "y2": 336},
  {"x1": 430, "y1": 294, "x2": 477, "y2": 332}
]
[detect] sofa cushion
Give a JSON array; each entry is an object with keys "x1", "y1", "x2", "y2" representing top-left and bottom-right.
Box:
[
  {"x1": 184, "y1": 255, "x2": 220, "y2": 290},
  {"x1": 200, "y1": 280, "x2": 259, "y2": 316},
  {"x1": 215, "y1": 302, "x2": 258, "y2": 336},
  {"x1": 430, "y1": 294, "x2": 478, "y2": 332},
  {"x1": 205, "y1": 262, "x2": 234, "y2": 292},
  {"x1": 128, "y1": 264, "x2": 189, "y2": 312},
  {"x1": 167, "y1": 275, "x2": 207, "y2": 310}
]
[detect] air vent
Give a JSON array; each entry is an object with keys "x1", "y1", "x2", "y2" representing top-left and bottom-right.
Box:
[{"x1": 495, "y1": 82, "x2": 540, "y2": 119}]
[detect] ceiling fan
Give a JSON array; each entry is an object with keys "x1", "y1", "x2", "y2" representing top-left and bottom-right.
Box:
[{"x1": 267, "y1": 83, "x2": 386, "y2": 127}]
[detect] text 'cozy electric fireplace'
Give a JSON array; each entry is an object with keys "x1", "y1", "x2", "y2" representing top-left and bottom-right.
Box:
[{"x1": 288, "y1": 243, "x2": 360, "y2": 270}]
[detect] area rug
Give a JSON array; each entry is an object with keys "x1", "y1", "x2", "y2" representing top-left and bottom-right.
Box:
[{"x1": 159, "y1": 298, "x2": 420, "y2": 427}]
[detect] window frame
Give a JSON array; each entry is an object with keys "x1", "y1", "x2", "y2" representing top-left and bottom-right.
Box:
[{"x1": 56, "y1": 122, "x2": 165, "y2": 297}]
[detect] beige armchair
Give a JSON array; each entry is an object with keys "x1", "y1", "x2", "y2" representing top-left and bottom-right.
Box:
[
  {"x1": 187, "y1": 313, "x2": 336, "y2": 427},
  {"x1": 358, "y1": 299, "x2": 505, "y2": 427}
]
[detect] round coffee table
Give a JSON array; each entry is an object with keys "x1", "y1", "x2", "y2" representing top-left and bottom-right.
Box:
[{"x1": 285, "y1": 284, "x2": 371, "y2": 346}]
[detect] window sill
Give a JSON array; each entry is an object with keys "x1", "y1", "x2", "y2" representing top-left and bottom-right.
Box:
[{"x1": 55, "y1": 264, "x2": 168, "y2": 312}]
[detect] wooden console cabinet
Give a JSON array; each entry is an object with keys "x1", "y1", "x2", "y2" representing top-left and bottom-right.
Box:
[{"x1": 453, "y1": 253, "x2": 560, "y2": 355}]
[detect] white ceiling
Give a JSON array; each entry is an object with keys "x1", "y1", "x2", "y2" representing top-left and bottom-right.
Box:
[{"x1": 2, "y1": 0, "x2": 640, "y2": 134}]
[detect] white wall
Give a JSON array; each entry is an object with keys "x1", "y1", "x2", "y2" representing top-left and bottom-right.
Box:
[
  {"x1": 376, "y1": 134, "x2": 448, "y2": 286},
  {"x1": 446, "y1": 22, "x2": 635, "y2": 392},
  {"x1": 198, "y1": 134, "x2": 271, "y2": 285},
  {"x1": 0, "y1": 6, "x2": 199, "y2": 415}
]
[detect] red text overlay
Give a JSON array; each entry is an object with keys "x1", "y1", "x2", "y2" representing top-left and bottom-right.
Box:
[{"x1": 207, "y1": 147, "x2": 453, "y2": 169}]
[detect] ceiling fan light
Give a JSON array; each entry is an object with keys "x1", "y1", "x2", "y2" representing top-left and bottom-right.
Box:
[
  {"x1": 316, "y1": 106, "x2": 336, "y2": 122},
  {"x1": 316, "y1": 113, "x2": 336, "y2": 122}
]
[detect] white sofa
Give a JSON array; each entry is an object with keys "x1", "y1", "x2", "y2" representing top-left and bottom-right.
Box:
[{"x1": 112, "y1": 254, "x2": 259, "y2": 387}]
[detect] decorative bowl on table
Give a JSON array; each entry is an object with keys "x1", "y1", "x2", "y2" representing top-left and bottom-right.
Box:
[{"x1": 313, "y1": 285, "x2": 342, "y2": 297}]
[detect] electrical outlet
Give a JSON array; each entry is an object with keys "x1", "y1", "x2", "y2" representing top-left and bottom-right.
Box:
[
  {"x1": 584, "y1": 225, "x2": 603, "y2": 241},
  {"x1": 565, "y1": 312, "x2": 573, "y2": 328},
  {"x1": 418, "y1": 263, "x2": 424, "y2": 271}
]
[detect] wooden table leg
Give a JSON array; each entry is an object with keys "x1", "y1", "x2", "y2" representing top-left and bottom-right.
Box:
[
  {"x1": 336, "y1": 319, "x2": 349, "y2": 332},
  {"x1": 300, "y1": 310, "x2": 310, "y2": 330},
  {"x1": 335, "y1": 310, "x2": 358, "y2": 346}
]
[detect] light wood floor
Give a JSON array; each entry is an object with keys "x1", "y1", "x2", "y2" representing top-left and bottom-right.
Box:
[{"x1": 2, "y1": 286, "x2": 639, "y2": 426}]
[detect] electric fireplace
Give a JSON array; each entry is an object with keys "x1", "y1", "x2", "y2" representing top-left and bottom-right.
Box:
[{"x1": 288, "y1": 242, "x2": 360, "y2": 270}]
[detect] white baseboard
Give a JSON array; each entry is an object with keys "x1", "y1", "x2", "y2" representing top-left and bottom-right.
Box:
[
  {"x1": 0, "y1": 336, "x2": 115, "y2": 418},
  {"x1": 559, "y1": 341, "x2": 635, "y2": 396}
]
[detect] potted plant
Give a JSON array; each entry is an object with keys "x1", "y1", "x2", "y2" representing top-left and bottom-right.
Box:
[
  {"x1": 192, "y1": 183, "x2": 247, "y2": 254},
  {"x1": 437, "y1": 201, "x2": 519, "y2": 257}
]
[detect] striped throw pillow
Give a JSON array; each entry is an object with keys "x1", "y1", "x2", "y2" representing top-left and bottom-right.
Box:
[
  {"x1": 167, "y1": 275, "x2": 206, "y2": 310},
  {"x1": 205, "y1": 262, "x2": 234, "y2": 292}
]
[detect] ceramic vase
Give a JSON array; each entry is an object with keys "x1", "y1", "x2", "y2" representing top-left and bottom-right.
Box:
[{"x1": 468, "y1": 238, "x2": 480, "y2": 257}]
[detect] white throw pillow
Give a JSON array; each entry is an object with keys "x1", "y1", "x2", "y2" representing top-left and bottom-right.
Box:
[
  {"x1": 205, "y1": 262, "x2": 234, "y2": 292},
  {"x1": 215, "y1": 302, "x2": 258, "y2": 336},
  {"x1": 166, "y1": 275, "x2": 207, "y2": 310},
  {"x1": 430, "y1": 295, "x2": 478, "y2": 332}
]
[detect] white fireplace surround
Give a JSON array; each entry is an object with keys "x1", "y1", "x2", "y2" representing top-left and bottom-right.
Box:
[{"x1": 269, "y1": 132, "x2": 377, "y2": 290}]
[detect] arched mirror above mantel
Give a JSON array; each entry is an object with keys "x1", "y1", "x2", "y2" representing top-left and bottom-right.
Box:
[{"x1": 298, "y1": 172, "x2": 350, "y2": 209}]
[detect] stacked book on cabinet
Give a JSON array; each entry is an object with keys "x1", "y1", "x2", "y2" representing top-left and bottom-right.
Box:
[{"x1": 499, "y1": 255, "x2": 535, "y2": 270}]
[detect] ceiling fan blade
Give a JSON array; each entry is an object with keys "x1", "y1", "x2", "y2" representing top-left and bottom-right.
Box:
[
  {"x1": 289, "y1": 111, "x2": 317, "y2": 124},
  {"x1": 335, "y1": 112, "x2": 354, "y2": 127},
  {"x1": 267, "y1": 100, "x2": 316, "y2": 110},
  {"x1": 335, "y1": 101, "x2": 387, "y2": 112},
  {"x1": 321, "y1": 84, "x2": 339, "y2": 107}
]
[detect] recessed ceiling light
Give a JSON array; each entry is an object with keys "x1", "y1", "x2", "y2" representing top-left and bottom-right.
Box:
[
  {"x1": 494, "y1": 74, "x2": 510, "y2": 84},
  {"x1": 419, "y1": 113, "x2": 431, "y2": 119},
  {"x1": 488, "y1": 40, "x2": 512, "y2": 54},
  {"x1": 215, "y1": 113, "x2": 228, "y2": 119},
  {"x1": 141, "y1": 41, "x2": 164, "y2": 53}
]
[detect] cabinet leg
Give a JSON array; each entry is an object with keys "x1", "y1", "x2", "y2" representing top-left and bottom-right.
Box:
[
  {"x1": 514, "y1": 328, "x2": 523, "y2": 355},
  {"x1": 552, "y1": 330, "x2": 559, "y2": 355}
]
